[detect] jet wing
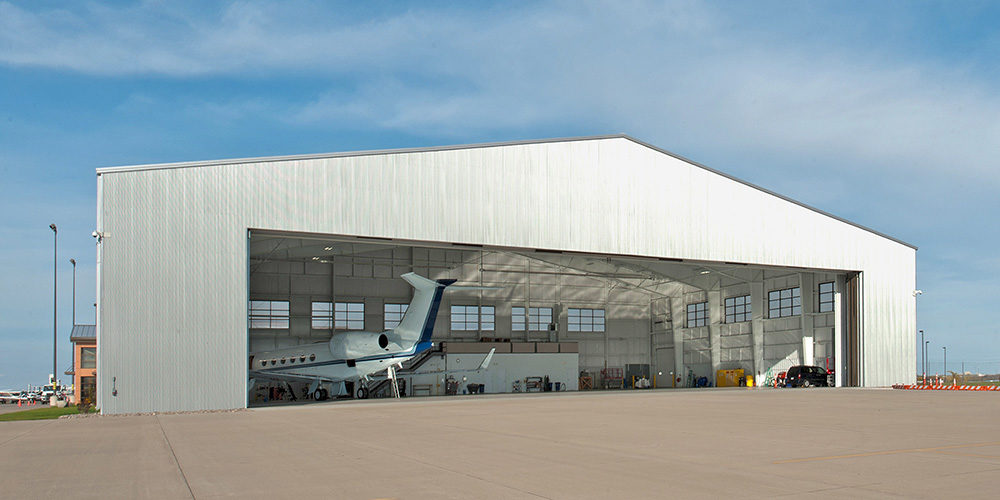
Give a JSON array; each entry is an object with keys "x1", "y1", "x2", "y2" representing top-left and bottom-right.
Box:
[
  {"x1": 405, "y1": 348, "x2": 495, "y2": 376},
  {"x1": 248, "y1": 370, "x2": 339, "y2": 384},
  {"x1": 478, "y1": 348, "x2": 495, "y2": 370}
]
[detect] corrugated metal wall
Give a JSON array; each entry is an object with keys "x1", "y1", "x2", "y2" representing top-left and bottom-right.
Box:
[{"x1": 96, "y1": 136, "x2": 916, "y2": 413}]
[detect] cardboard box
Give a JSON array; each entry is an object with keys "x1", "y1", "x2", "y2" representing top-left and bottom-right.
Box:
[
  {"x1": 559, "y1": 342, "x2": 579, "y2": 353},
  {"x1": 444, "y1": 342, "x2": 479, "y2": 354},
  {"x1": 445, "y1": 342, "x2": 512, "y2": 353},
  {"x1": 486, "y1": 342, "x2": 513, "y2": 353},
  {"x1": 510, "y1": 343, "x2": 535, "y2": 353},
  {"x1": 535, "y1": 343, "x2": 559, "y2": 353}
]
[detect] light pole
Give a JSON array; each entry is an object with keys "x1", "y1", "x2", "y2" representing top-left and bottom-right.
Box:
[
  {"x1": 49, "y1": 223, "x2": 57, "y2": 391},
  {"x1": 919, "y1": 330, "x2": 924, "y2": 383},
  {"x1": 925, "y1": 340, "x2": 930, "y2": 381},
  {"x1": 943, "y1": 346, "x2": 947, "y2": 383},
  {"x1": 70, "y1": 258, "x2": 76, "y2": 325}
]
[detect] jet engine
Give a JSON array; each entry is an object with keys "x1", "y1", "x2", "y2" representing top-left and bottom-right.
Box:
[{"x1": 329, "y1": 332, "x2": 391, "y2": 359}]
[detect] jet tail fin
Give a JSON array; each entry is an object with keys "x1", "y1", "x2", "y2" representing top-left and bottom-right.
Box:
[
  {"x1": 391, "y1": 273, "x2": 456, "y2": 346},
  {"x1": 478, "y1": 348, "x2": 496, "y2": 370}
]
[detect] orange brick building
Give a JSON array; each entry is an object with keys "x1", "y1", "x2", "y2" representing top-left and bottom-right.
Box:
[{"x1": 70, "y1": 325, "x2": 97, "y2": 405}]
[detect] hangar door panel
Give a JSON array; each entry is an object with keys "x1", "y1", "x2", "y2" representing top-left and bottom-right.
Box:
[
  {"x1": 655, "y1": 348, "x2": 675, "y2": 386},
  {"x1": 846, "y1": 272, "x2": 862, "y2": 387}
]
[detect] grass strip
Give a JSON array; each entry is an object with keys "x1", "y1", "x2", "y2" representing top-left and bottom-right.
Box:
[{"x1": 0, "y1": 405, "x2": 81, "y2": 422}]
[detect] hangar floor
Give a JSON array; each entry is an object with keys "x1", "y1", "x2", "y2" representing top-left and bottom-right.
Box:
[{"x1": 4, "y1": 389, "x2": 999, "y2": 498}]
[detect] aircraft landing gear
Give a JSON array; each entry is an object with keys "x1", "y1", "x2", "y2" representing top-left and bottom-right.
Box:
[
  {"x1": 356, "y1": 386, "x2": 369, "y2": 399},
  {"x1": 313, "y1": 388, "x2": 329, "y2": 401}
]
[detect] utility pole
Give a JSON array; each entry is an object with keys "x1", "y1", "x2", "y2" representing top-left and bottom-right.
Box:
[
  {"x1": 70, "y1": 258, "x2": 76, "y2": 325},
  {"x1": 49, "y1": 224, "x2": 58, "y2": 390},
  {"x1": 925, "y1": 340, "x2": 930, "y2": 379},
  {"x1": 943, "y1": 346, "x2": 947, "y2": 383},
  {"x1": 919, "y1": 329, "x2": 924, "y2": 383}
]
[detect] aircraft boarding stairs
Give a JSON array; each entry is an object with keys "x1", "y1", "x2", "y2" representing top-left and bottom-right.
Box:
[{"x1": 366, "y1": 343, "x2": 444, "y2": 398}]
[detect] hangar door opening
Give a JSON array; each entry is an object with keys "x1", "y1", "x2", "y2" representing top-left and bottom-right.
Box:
[{"x1": 246, "y1": 230, "x2": 859, "y2": 406}]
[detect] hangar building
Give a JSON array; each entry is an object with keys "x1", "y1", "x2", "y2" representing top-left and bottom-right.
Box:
[{"x1": 94, "y1": 135, "x2": 916, "y2": 414}]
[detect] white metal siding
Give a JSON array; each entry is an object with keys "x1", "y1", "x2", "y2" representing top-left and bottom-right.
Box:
[{"x1": 96, "y1": 137, "x2": 915, "y2": 413}]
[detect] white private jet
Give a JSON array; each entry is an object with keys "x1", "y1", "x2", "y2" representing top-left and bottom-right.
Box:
[
  {"x1": 249, "y1": 273, "x2": 495, "y2": 401},
  {"x1": 0, "y1": 390, "x2": 22, "y2": 404}
]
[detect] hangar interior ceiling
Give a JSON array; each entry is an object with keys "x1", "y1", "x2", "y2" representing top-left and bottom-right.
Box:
[{"x1": 248, "y1": 232, "x2": 848, "y2": 390}]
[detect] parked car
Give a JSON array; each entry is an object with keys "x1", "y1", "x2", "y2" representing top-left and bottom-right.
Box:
[{"x1": 786, "y1": 365, "x2": 830, "y2": 387}]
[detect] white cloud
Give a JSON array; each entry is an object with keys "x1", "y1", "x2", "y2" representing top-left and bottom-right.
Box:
[
  {"x1": 2, "y1": 0, "x2": 999, "y2": 380},
  {"x1": 2, "y1": 0, "x2": 998, "y2": 187}
]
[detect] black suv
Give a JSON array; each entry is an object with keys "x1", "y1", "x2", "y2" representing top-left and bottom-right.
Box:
[{"x1": 785, "y1": 365, "x2": 830, "y2": 387}]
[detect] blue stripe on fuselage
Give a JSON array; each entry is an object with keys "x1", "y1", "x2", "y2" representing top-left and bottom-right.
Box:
[
  {"x1": 258, "y1": 349, "x2": 420, "y2": 372},
  {"x1": 258, "y1": 328, "x2": 440, "y2": 374}
]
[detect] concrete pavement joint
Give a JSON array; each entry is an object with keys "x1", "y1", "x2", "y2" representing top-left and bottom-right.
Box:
[
  {"x1": 0, "y1": 420, "x2": 56, "y2": 447},
  {"x1": 930, "y1": 450, "x2": 1000, "y2": 460},
  {"x1": 156, "y1": 415, "x2": 196, "y2": 499},
  {"x1": 773, "y1": 441, "x2": 1000, "y2": 464},
  {"x1": 938, "y1": 465, "x2": 1000, "y2": 478},
  {"x1": 775, "y1": 481, "x2": 886, "y2": 496}
]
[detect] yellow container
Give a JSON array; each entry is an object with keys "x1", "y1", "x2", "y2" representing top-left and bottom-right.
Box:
[
  {"x1": 715, "y1": 369, "x2": 745, "y2": 387},
  {"x1": 745, "y1": 374, "x2": 754, "y2": 388}
]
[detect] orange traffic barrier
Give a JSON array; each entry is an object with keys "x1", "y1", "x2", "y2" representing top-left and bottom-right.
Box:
[{"x1": 892, "y1": 384, "x2": 1000, "y2": 391}]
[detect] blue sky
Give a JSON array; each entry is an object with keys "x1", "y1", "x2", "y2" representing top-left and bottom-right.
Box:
[{"x1": 1, "y1": 1, "x2": 998, "y2": 388}]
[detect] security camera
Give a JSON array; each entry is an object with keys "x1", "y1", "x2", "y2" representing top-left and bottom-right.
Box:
[
  {"x1": 913, "y1": 290, "x2": 923, "y2": 297},
  {"x1": 92, "y1": 231, "x2": 99, "y2": 238}
]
